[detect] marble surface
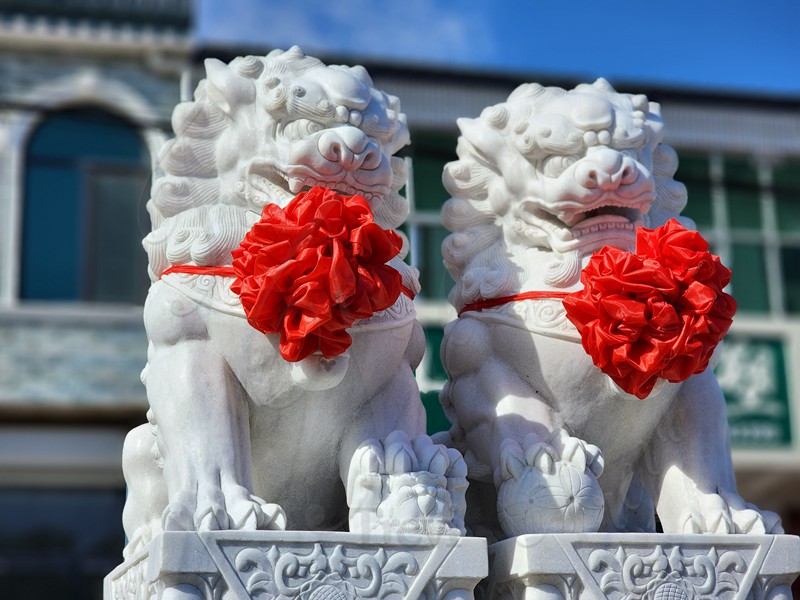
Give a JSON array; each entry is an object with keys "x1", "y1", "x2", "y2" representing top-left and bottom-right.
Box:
[
  {"x1": 122, "y1": 48, "x2": 467, "y2": 561},
  {"x1": 487, "y1": 533, "x2": 800, "y2": 600},
  {"x1": 106, "y1": 531, "x2": 487, "y2": 600},
  {"x1": 439, "y1": 79, "x2": 782, "y2": 538}
]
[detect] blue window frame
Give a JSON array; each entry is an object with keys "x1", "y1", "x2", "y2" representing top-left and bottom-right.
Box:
[{"x1": 21, "y1": 108, "x2": 151, "y2": 304}]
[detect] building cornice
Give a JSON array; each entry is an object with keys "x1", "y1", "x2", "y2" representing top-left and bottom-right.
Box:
[{"x1": 0, "y1": 14, "x2": 192, "y2": 60}]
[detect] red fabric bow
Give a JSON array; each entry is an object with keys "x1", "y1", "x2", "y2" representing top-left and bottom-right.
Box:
[
  {"x1": 562, "y1": 219, "x2": 736, "y2": 399},
  {"x1": 231, "y1": 186, "x2": 403, "y2": 362}
]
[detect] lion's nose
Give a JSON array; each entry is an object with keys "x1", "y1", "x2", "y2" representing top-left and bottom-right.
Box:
[
  {"x1": 317, "y1": 127, "x2": 382, "y2": 172},
  {"x1": 575, "y1": 148, "x2": 638, "y2": 190}
]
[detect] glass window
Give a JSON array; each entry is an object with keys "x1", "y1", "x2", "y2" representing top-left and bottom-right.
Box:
[
  {"x1": 727, "y1": 187, "x2": 762, "y2": 231},
  {"x1": 683, "y1": 181, "x2": 713, "y2": 230},
  {"x1": 21, "y1": 108, "x2": 151, "y2": 304},
  {"x1": 0, "y1": 488, "x2": 126, "y2": 600},
  {"x1": 410, "y1": 133, "x2": 456, "y2": 211},
  {"x1": 420, "y1": 226, "x2": 454, "y2": 299},
  {"x1": 774, "y1": 161, "x2": 800, "y2": 234},
  {"x1": 408, "y1": 133, "x2": 458, "y2": 300},
  {"x1": 723, "y1": 157, "x2": 759, "y2": 188},
  {"x1": 418, "y1": 325, "x2": 451, "y2": 434},
  {"x1": 731, "y1": 243, "x2": 770, "y2": 313},
  {"x1": 675, "y1": 154, "x2": 713, "y2": 229},
  {"x1": 781, "y1": 246, "x2": 800, "y2": 313}
]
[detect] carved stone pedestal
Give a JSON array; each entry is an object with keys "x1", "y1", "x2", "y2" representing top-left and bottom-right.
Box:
[
  {"x1": 105, "y1": 531, "x2": 487, "y2": 600},
  {"x1": 486, "y1": 534, "x2": 800, "y2": 600}
]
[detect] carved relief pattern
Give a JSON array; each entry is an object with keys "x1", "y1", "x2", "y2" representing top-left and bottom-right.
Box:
[
  {"x1": 110, "y1": 552, "x2": 155, "y2": 600},
  {"x1": 232, "y1": 543, "x2": 420, "y2": 600},
  {"x1": 467, "y1": 299, "x2": 580, "y2": 342},
  {"x1": 586, "y1": 545, "x2": 749, "y2": 600},
  {"x1": 162, "y1": 273, "x2": 244, "y2": 315},
  {"x1": 161, "y1": 273, "x2": 417, "y2": 329}
]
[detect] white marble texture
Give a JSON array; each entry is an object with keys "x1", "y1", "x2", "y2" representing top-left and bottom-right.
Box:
[
  {"x1": 487, "y1": 533, "x2": 800, "y2": 600},
  {"x1": 106, "y1": 531, "x2": 487, "y2": 600},
  {"x1": 120, "y1": 48, "x2": 467, "y2": 568},
  {"x1": 439, "y1": 79, "x2": 782, "y2": 538}
]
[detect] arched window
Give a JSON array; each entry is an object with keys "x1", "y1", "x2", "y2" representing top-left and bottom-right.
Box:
[{"x1": 21, "y1": 108, "x2": 151, "y2": 304}]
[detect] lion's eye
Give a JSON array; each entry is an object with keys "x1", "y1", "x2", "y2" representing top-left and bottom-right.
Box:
[
  {"x1": 280, "y1": 119, "x2": 324, "y2": 142},
  {"x1": 542, "y1": 155, "x2": 578, "y2": 178}
]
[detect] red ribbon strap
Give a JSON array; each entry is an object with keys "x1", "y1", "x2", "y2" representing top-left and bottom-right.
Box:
[
  {"x1": 458, "y1": 290, "x2": 571, "y2": 316},
  {"x1": 159, "y1": 187, "x2": 413, "y2": 362},
  {"x1": 161, "y1": 265, "x2": 236, "y2": 278},
  {"x1": 161, "y1": 264, "x2": 415, "y2": 301},
  {"x1": 459, "y1": 220, "x2": 736, "y2": 399}
]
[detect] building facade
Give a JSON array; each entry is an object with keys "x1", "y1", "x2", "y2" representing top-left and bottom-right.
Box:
[
  {"x1": 0, "y1": 3, "x2": 798, "y2": 597},
  {"x1": 0, "y1": 1, "x2": 189, "y2": 597}
]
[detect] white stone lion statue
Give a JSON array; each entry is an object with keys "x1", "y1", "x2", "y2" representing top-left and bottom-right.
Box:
[
  {"x1": 439, "y1": 79, "x2": 782, "y2": 538},
  {"x1": 121, "y1": 47, "x2": 466, "y2": 559}
]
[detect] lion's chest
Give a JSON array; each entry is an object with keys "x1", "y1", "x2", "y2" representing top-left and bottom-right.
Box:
[{"x1": 490, "y1": 320, "x2": 681, "y2": 460}]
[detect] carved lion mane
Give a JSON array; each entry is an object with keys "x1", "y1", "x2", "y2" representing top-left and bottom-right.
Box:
[
  {"x1": 441, "y1": 78, "x2": 691, "y2": 311},
  {"x1": 143, "y1": 46, "x2": 415, "y2": 288}
]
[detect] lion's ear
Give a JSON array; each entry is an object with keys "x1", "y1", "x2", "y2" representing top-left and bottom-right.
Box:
[
  {"x1": 204, "y1": 58, "x2": 255, "y2": 116},
  {"x1": 457, "y1": 117, "x2": 512, "y2": 166}
]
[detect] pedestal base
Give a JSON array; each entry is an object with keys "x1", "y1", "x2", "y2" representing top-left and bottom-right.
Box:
[
  {"x1": 487, "y1": 533, "x2": 800, "y2": 600},
  {"x1": 105, "y1": 531, "x2": 487, "y2": 600}
]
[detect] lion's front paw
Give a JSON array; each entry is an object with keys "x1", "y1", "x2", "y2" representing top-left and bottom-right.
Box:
[
  {"x1": 163, "y1": 484, "x2": 286, "y2": 532},
  {"x1": 495, "y1": 430, "x2": 605, "y2": 536},
  {"x1": 677, "y1": 491, "x2": 783, "y2": 535},
  {"x1": 347, "y1": 431, "x2": 467, "y2": 535}
]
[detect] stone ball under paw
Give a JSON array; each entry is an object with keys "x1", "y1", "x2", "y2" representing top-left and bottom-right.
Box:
[{"x1": 496, "y1": 460, "x2": 604, "y2": 536}]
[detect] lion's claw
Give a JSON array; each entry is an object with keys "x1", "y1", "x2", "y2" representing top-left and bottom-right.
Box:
[
  {"x1": 678, "y1": 491, "x2": 783, "y2": 535},
  {"x1": 162, "y1": 485, "x2": 286, "y2": 533}
]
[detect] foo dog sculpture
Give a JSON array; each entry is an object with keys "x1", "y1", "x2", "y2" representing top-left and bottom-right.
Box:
[
  {"x1": 439, "y1": 79, "x2": 782, "y2": 538},
  {"x1": 121, "y1": 47, "x2": 466, "y2": 558}
]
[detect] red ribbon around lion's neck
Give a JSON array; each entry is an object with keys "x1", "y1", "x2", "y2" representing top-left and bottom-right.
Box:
[
  {"x1": 457, "y1": 290, "x2": 571, "y2": 316},
  {"x1": 160, "y1": 264, "x2": 416, "y2": 301},
  {"x1": 159, "y1": 186, "x2": 413, "y2": 363},
  {"x1": 458, "y1": 219, "x2": 736, "y2": 399}
]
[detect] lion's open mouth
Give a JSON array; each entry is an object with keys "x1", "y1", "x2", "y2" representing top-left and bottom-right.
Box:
[
  {"x1": 558, "y1": 190, "x2": 652, "y2": 230},
  {"x1": 246, "y1": 160, "x2": 388, "y2": 207},
  {"x1": 285, "y1": 170, "x2": 386, "y2": 202},
  {"x1": 568, "y1": 204, "x2": 642, "y2": 237},
  {"x1": 536, "y1": 193, "x2": 653, "y2": 252}
]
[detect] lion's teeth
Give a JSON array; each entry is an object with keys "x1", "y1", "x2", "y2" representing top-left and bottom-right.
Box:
[{"x1": 289, "y1": 177, "x2": 304, "y2": 193}]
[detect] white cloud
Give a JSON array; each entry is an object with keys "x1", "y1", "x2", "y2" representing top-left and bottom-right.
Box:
[{"x1": 196, "y1": 0, "x2": 496, "y2": 68}]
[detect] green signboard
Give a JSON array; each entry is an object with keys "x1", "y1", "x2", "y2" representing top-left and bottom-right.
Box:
[{"x1": 715, "y1": 336, "x2": 792, "y2": 448}]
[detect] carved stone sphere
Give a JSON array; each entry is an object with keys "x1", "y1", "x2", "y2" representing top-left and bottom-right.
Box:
[{"x1": 496, "y1": 461, "x2": 604, "y2": 536}]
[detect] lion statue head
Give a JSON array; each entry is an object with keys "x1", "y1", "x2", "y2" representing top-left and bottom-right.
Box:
[
  {"x1": 143, "y1": 46, "x2": 415, "y2": 288},
  {"x1": 441, "y1": 78, "x2": 691, "y2": 311}
]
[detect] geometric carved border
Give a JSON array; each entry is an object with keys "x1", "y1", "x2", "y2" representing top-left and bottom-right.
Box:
[
  {"x1": 106, "y1": 531, "x2": 487, "y2": 600},
  {"x1": 488, "y1": 534, "x2": 800, "y2": 600}
]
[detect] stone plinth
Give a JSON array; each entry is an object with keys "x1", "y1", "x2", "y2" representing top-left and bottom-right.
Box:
[
  {"x1": 487, "y1": 533, "x2": 800, "y2": 599},
  {"x1": 105, "y1": 531, "x2": 487, "y2": 600}
]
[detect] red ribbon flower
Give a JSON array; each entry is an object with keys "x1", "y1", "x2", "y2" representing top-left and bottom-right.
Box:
[
  {"x1": 231, "y1": 186, "x2": 403, "y2": 362},
  {"x1": 563, "y1": 219, "x2": 737, "y2": 399}
]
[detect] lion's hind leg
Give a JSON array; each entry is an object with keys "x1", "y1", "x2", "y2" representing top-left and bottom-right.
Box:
[
  {"x1": 645, "y1": 370, "x2": 783, "y2": 534},
  {"x1": 122, "y1": 418, "x2": 167, "y2": 558}
]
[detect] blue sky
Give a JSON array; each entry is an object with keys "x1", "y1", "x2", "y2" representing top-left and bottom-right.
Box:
[{"x1": 196, "y1": 0, "x2": 799, "y2": 98}]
